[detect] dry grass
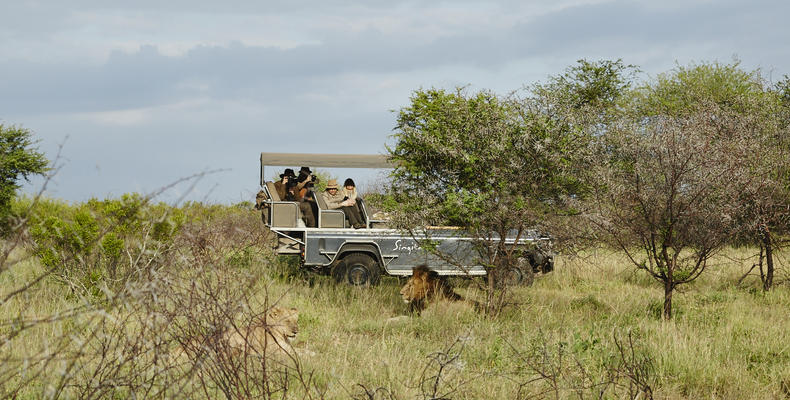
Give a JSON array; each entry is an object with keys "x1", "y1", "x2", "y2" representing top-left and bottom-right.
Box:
[{"x1": 2, "y1": 209, "x2": 790, "y2": 399}]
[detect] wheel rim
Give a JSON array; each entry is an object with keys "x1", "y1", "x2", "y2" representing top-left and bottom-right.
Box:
[
  {"x1": 504, "y1": 267, "x2": 522, "y2": 285},
  {"x1": 347, "y1": 264, "x2": 370, "y2": 286}
]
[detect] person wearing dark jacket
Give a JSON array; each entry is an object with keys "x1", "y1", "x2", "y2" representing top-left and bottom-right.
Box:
[
  {"x1": 293, "y1": 167, "x2": 317, "y2": 227},
  {"x1": 284, "y1": 179, "x2": 316, "y2": 228},
  {"x1": 274, "y1": 168, "x2": 296, "y2": 200}
]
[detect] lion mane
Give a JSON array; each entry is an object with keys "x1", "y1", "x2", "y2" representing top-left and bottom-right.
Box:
[{"x1": 400, "y1": 265, "x2": 466, "y2": 314}]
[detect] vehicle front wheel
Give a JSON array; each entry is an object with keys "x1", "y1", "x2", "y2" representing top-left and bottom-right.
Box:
[{"x1": 339, "y1": 253, "x2": 381, "y2": 286}]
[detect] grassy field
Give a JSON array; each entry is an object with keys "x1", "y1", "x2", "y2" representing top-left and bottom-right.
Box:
[{"x1": 2, "y1": 206, "x2": 790, "y2": 399}]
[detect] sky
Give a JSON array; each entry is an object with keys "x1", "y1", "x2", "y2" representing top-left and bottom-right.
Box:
[{"x1": 2, "y1": 0, "x2": 789, "y2": 204}]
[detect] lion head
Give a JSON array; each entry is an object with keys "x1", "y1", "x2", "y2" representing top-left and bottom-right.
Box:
[
  {"x1": 224, "y1": 305, "x2": 299, "y2": 355},
  {"x1": 264, "y1": 305, "x2": 299, "y2": 343},
  {"x1": 175, "y1": 305, "x2": 300, "y2": 363},
  {"x1": 400, "y1": 265, "x2": 463, "y2": 314}
]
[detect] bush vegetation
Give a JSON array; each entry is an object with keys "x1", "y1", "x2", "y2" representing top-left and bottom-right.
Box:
[
  {"x1": 0, "y1": 124, "x2": 48, "y2": 232},
  {"x1": 1, "y1": 197, "x2": 789, "y2": 399}
]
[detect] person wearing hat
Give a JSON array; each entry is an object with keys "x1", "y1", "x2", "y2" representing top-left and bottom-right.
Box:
[
  {"x1": 283, "y1": 179, "x2": 317, "y2": 227},
  {"x1": 322, "y1": 179, "x2": 364, "y2": 228},
  {"x1": 275, "y1": 168, "x2": 316, "y2": 227},
  {"x1": 298, "y1": 166, "x2": 312, "y2": 177},
  {"x1": 294, "y1": 166, "x2": 318, "y2": 227},
  {"x1": 296, "y1": 167, "x2": 315, "y2": 187},
  {"x1": 274, "y1": 168, "x2": 297, "y2": 200}
]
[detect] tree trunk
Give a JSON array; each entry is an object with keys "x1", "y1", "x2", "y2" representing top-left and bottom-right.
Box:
[
  {"x1": 762, "y1": 227, "x2": 774, "y2": 291},
  {"x1": 486, "y1": 269, "x2": 495, "y2": 315},
  {"x1": 663, "y1": 280, "x2": 673, "y2": 320}
]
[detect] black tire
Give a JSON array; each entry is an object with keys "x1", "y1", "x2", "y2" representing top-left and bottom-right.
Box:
[
  {"x1": 340, "y1": 253, "x2": 381, "y2": 286},
  {"x1": 502, "y1": 266, "x2": 523, "y2": 286},
  {"x1": 527, "y1": 251, "x2": 545, "y2": 273},
  {"x1": 501, "y1": 264, "x2": 534, "y2": 287},
  {"x1": 541, "y1": 257, "x2": 554, "y2": 273},
  {"x1": 331, "y1": 262, "x2": 347, "y2": 284}
]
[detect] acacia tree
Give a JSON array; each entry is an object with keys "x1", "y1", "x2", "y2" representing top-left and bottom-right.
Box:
[
  {"x1": 631, "y1": 62, "x2": 790, "y2": 291},
  {"x1": 0, "y1": 124, "x2": 48, "y2": 232},
  {"x1": 749, "y1": 75, "x2": 790, "y2": 290},
  {"x1": 591, "y1": 71, "x2": 765, "y2": 319},
  {"x1": 386, "y1": 88, "x2": 531, "y2": 311},
  {"x1": 527, "y1": 59, "x2": 638, "y2": 247}
]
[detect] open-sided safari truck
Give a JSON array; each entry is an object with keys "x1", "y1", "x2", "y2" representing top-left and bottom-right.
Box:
[{"x1": 258, "y1": 152, "x2": 554, "y2": 286}]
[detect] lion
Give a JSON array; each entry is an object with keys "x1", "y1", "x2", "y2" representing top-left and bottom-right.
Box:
[
  {"x1": 224, "y1": 305, "x2": 300, "y2": 356},
  {"x1": 400, "y1": 265, "x2": 469, "y2": 314},
  {"x1": 177, "y1": 305, "x2": 300, "y2": 360}
]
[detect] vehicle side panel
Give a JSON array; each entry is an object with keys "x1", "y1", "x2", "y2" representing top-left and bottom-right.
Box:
[{"x1": 304, "y1": 228, "x2": 491, "y2": 276}]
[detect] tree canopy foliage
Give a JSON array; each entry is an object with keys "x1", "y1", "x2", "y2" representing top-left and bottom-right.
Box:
[
  {"x1": 388, "y1": 88, "x2": 583, "y2": 230},
  {"x1": 591, "y1": 61, "x2": 790, "y2": 318},
  {"x1": 383, "y1": 61, "x2": 638, "y2": 311},
  {"x1": 0, "y1": 124, "x2": 48, "y2": 230},
  {"x1": 385, "y1": 59, "x2": 790, "y2": 319}
]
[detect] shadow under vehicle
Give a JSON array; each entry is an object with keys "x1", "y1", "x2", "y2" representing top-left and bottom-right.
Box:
[{"x1": 257, "y1": 152, "x2": 554, "y2": 286}]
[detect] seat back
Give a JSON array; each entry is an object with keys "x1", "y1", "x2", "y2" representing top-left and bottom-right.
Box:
[
  {"x1": 262, "y1": 180, "x2": 302, "y2": 228},
  {"x1": 266, "y1": 181, "x2": 281, "y2": 201},
  {"x1": 314, "y1": 190, "x2": 328, "y2": 209},
  {"x1": 270, "y1": 203, "x2": 299, "y2": 227}
]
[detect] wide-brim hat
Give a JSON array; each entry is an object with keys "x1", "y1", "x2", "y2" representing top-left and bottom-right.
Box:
[
  {"x1": 299, "y1": 166, "x2": 312, "y2": 175},
  {"x1": 325, "y1": 179, "x2": 339, "y2": 190},
  {"x1": 280, "y1": 168, "x2": 296, "y2": 178}
]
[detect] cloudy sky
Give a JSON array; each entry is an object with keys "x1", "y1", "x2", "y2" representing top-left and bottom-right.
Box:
[{"x1": 2, "y1": 0, "x2": 789, "y2": 203}]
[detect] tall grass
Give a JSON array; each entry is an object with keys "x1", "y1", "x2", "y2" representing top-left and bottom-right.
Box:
[{"x1": 2, "y1": 198, "x2": 789, "y2": 399}]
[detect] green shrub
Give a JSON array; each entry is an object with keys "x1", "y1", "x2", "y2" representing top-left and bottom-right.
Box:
[{"x1": 25, "y1": 194, "x2": 185, "y2": 297}]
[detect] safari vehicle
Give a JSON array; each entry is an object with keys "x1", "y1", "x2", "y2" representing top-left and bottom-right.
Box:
[{"x1": 257, "y1": 152, "x2": 554, "y2": 286}]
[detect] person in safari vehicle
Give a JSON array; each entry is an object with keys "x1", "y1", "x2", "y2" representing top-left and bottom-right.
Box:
[{"x1": 322, "y1": 179, "x2": 364, "y2": 228}]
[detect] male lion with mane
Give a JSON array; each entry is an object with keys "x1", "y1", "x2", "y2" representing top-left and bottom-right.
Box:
[{"x1": 400, "y1": 265, "x2": 471, "y2": 314}]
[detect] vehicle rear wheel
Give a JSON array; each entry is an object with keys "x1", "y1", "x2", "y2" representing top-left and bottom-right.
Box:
[
  {"x1": 502, "y1": 266, "x2": 523, "y2": 286},
  {"x1": 331, "y1": 262, "x2": 347, "y2": 284},
  {"x1": 340, "y1": 253, "x2": 381, "y2": 286},
  {"x1": 500, "y1": 264, "x2": 534, "y2": 287}
]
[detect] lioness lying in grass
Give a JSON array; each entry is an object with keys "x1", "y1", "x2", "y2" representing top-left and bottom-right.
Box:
[{"x1": 177, "y1": 305, "x2": 300, "y2": 360}]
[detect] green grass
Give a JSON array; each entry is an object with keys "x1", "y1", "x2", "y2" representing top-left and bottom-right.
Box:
[
  {"x1": 247, "y1": 248, "x2": 790, "y2": 398},
  {"x1": 3, "y1": 236, "x2": 790, "y2": 398}
]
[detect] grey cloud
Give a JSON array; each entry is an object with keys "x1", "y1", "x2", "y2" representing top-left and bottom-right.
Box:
[
  {"x1": 506, "y1": 0, "x2": 790, "y2": 62},
  {"x1": 0, "y1": 34, "x2": 441, "y2": 115},
  {"x1": 5, "y1": 0, "x2": 790, "y2": 203},
  {"x1": 4, "y1": 0, "x2": 788, "y2": 116}
]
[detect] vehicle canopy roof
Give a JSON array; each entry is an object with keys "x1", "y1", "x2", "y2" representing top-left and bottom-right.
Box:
[{"x1": 260, "y1": 152, "x2": 394, "y2": 186}]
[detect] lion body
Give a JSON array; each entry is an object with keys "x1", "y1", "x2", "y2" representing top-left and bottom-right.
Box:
[
  {"x1": 224, "y1": 306, "x2": 299, "y2": 356},
  {"x1": 179, "y1": 306, "x2": 299, "y2": 359},
  {"x1": 400, "y1": 265, "x2": 466, "y2": 313}
]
